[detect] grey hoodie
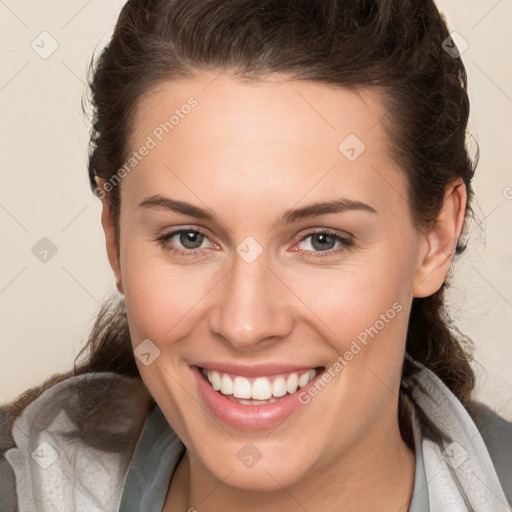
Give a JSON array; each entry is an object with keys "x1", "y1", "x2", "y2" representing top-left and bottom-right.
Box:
[{"x1": 0, "y1": 359, "x2": 511, "y2": 511}]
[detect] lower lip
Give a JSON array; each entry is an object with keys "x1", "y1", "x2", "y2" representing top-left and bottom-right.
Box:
[{"x1": 191, "y1": 365, "x2": 325, "y2": 430}]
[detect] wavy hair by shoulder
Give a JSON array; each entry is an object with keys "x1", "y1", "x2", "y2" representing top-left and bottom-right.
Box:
[{"x1": 7, "y1": 0, "x2": 477, "y2": 433}]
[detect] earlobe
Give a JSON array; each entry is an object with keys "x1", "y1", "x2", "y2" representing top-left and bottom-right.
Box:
[
  {"x1": 97, "y1": 178, "x2": 124, "y2": 295},
  {"x1": 412, "y1": 180, "x2": 467, "y2": 298}
]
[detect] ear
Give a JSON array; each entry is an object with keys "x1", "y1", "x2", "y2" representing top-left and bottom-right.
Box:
[
  {"x1": 412, "y1": 179, "x2": 467, "y2": 298},
  {"x1": 97, "y1": 178, "x2": 124, "y2": 295}
]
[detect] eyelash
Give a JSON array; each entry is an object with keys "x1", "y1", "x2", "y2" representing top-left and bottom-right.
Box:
[{"x1": 154, "y1": 227, "x2": 354, "y2": 260}]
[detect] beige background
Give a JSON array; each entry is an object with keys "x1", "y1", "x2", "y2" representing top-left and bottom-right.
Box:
[{"x1": 1, "y1": 1, "x2": 511, "y2": 417}]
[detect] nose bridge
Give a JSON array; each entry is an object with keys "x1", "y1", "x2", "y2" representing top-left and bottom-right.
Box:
[{"x1": 208, "y1": 249, "x2": 292, "y2": 349}]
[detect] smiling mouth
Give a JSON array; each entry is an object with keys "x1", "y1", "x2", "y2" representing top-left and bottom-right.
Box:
[{"x1": 198, "y1": 366, "x2": 325, "y2": 405}]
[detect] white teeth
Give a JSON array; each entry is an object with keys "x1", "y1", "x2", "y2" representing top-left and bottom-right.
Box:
[
  {"x1": 233, "y1": 376, "x2": 252, "y2": 399},
  {"x1": 252, "y1": 377, "x2": 273, "y2": 400},
  {"x1": 210, "y1": 370, "x2": 221, "y2": 391},
  {"x1": 299, "y1": 370, "x2": 316, "y2": 388},
  {"x1": 220, "y1": 373, "x2": 233, "y2": 395},
  {"x1": 286, "y1": 373, "x2": 298, "y2": 394},
  {"x1": 272, "y1": 376, "x2": 287, "y2": 397},
  {"x1": 205, "y1": 368, "x2": 319, "y2": 400},
  {"x1": 228, "y1": 396, "x2": 278, "y2": 405}
]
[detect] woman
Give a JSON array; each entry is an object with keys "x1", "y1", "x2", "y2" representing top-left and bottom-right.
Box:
[{"x1": 1, "y1": 1, "x2": 511, "y2": 511}]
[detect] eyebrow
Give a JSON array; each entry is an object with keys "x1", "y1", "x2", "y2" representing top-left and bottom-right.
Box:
[{"x1": 138, "y1": 194, "x2": 378, "y2": 225}]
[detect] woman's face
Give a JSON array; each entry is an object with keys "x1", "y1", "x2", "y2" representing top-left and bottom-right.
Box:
[{"x1": 101, "y1": 72, "x2": 447, "y2": 490}]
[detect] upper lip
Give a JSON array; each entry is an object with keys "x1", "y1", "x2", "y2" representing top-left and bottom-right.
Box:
[{"x1": 193, "y1": 362, "x2": 325, "y2": 378}]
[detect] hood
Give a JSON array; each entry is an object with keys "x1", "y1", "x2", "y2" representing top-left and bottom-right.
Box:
[{"x1": 3, "y1": 361, "x2": 510, "y2": 512}]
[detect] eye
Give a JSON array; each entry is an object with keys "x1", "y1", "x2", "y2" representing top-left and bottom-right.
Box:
[
  {"x1": 295, "y1": 230, "x2": 354, "y2": 259},
  {"x1": 155, "y1": 228, "x2": 216, "y2": 256},
  {"x1": 154, "y1": 227, "x2": 354, "y2": 260}
]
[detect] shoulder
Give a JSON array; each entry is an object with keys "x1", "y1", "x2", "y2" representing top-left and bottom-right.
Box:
[
  {"x1": 0, "y1": 371, "x2": 154, "y2": 511},
  {"x1": 403, "y1": 358, "x2": 512, "y2": 506},
  {"x1": 466, "y1": 399, "x2": 512, "y2": 504},
  {"x1": 0, "y1": 404, "x2": 17, "y2": 511}
]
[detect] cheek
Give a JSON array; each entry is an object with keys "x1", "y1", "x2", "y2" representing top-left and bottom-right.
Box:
[
  {"x1": 122, "y1": 260, "x2": 209, "y2": 344},
  {"x1": 291, "y1": 258, "x2": 413, "y2": 439},
  {"x1": 287, "y1": 246, "x2": 416, "y2": 404},
  {"x1": 289, "y1": 249, "x2": 414, "y2": 340}
]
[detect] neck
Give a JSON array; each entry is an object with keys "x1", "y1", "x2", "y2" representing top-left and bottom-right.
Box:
[{"x1": 164, "y1": 413, "x2": 416, "y2": 512}]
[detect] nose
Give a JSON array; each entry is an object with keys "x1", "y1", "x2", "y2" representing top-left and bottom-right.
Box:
[{"x1": 208, "y1": 250, "x2": 294, "y2": 350}]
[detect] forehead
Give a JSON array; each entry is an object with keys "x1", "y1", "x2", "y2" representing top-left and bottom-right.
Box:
[
  {"x1": 124, "y1": 72, "x2": 406, "y2": 220},
  {"x1": 132, "y1": 72, "x2": 389, "y2": 150}
]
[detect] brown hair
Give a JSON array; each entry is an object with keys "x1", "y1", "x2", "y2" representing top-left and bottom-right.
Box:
[{"x1": 8, "y1": 0, "x2": 477, "y2": 430}]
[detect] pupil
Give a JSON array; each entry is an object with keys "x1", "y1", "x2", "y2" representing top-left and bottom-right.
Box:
[
  {"x1": 181, "y1": 231, "x2": 202, "y2": 249},
  {"x1": 313, "y1": 234, "x2": 334, "y2": 251}
]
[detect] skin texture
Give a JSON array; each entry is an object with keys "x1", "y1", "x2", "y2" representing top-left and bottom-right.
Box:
[{"x1": 98, "y1": 72, "x2": 466, "y2": 512}]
